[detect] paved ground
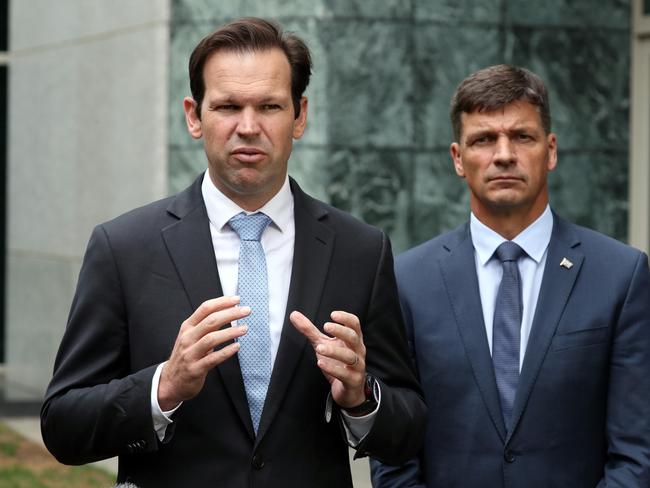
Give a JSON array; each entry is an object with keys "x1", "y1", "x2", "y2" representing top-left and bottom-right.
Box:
[{"x1": 2, "y1": 417, "x2": 372, "y2": 487}]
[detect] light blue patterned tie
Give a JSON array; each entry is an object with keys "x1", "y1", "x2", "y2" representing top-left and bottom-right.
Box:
[
  {"x1": 229, "y1": 212, "x2": 272, "y2": 434},
  {"x1": 492, "y1": 241, "x2": 525, "y2": 430}
]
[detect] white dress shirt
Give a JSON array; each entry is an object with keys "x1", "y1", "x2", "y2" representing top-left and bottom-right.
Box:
[
  {"x1": 151, "y1": 171, "x2": 375, "y2": 441},
  {"x1": 202, "y1": 171, "x2": 295, "y2": 364},
  {"x1": 470, "y1": 205, "x2": 553, "y2": 369}
]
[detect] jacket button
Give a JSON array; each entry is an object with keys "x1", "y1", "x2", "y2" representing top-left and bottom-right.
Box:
[
  {"x1": 504, "y1": 450, "x2": 516, "y2": 463},
  {"x1": 251, "y1": 454, "x2": 265, "y2": 470}
]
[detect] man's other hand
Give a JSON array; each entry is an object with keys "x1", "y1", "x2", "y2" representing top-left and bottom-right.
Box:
[
  {"x1": 158, "y1": 296, "x2": 250, "y2": 411},
  {"x1": 290, "y1": 310, "x2": 367, "y2": 409}
]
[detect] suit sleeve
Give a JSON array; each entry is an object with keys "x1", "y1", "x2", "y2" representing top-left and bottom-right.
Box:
[
  {"x1": 370, "y1": 457, "x2": 426, "y2": 488},
  {"x1": 370, "y1": 254, "x2": 427, "y2": 486},
  {"x1": 40, "y1": 225, "x2": 159, "y2": 465},
  {"x1": 599, "y1": 251, "x2": 650, "y2": 487},
  {"x1": 352, "y1": 232, "x2": 427, "y2": 465}
]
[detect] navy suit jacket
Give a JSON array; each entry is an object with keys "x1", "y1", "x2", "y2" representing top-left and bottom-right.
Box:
[
  {"x1": 372, "y1": 213, "x2": 650, "y2": 488},
  {"x1": 41, "y1": 175, "x2": 426, "y2": 488}
]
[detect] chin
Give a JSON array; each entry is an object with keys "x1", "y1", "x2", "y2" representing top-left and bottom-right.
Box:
[
  {"x1": 235, "y1": 175, "x2": 281, "y2": 197},
  {"x1": 483, "y1": 198, "x2": 527, "y2": 213},
  {"x1": 229, "y1": 170, "x2": 266, "y2": 188},
  {"x1": 487, "y1": 189, "x2": 525, "y2": 204}
]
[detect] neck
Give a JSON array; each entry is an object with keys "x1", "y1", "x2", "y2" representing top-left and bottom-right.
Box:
[
  {"x1": 232, "y1": 196, "x2": 273, "y2": 213},
  {"x1": 208, "y1": 171, "x2": 285, "y2": 213},
  {"x1": 472, "y1": 202, "x2": 548, "y2": 240}
]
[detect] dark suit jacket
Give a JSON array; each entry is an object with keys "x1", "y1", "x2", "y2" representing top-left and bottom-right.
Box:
[
  {"x1": 371, "y1": 213, "x2": 650, "y2": 488},
  {"x1": 41, "y1": 175, "x2": 425, "y2": 488}
]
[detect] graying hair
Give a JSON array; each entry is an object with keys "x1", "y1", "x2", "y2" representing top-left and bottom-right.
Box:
[{"x1": 450, "y1": 64, "x2": 551, "y2": 141}]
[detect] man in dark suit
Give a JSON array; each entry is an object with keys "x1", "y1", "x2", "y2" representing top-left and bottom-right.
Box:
[
  {"x1": 41, "y1": 18, "x2": 425, "y2": 487},
  {"x1": 371, "y1": 64, "x2": 650, "y2": 487}
]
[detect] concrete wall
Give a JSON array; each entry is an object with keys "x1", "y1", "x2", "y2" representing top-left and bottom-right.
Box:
[{"x1": 5, "y1": 0, "x2": 170, "y2": 398}]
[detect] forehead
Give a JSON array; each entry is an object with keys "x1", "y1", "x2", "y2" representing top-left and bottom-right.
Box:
[
  {"x1": 460, "y1": 101, "x2": 544, "y2": 134},
  {"x1": 202, "y1": 48, "x2": 292, "y2": 96}
]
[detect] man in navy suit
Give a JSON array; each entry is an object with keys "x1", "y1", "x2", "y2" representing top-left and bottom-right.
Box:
[{"x1": 371, "y1": 64, "x2": 650, "y2": 487}]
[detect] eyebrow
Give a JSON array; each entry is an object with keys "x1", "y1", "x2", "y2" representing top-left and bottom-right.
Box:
[
  {"x1": 208, "y1": 94, "x2": 288, "y2": 105},
  {"x1": 466, "y1": 125, "x2": 538, "y2": 138}
]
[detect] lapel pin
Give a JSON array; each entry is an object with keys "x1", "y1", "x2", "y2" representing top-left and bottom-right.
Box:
[{"x1": 560, "y1": 257, "x2": 573, "y2": 269}]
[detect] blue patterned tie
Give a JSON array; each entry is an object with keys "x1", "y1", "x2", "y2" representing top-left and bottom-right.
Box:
[
  {"x1": 229, "y1": 212, "x2": 272, "y2": 434},
  {"x1": 492, "y1": 241, "x2": 525, "y2": 430}
]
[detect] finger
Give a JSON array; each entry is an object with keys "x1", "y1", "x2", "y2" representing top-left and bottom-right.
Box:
[
  {"x1": 184, "y1": 296, "x2": 241, "y2": 327},
  {"x1": 290, "y1": 311, "x2": 329, "y2": 345},
  {"x1": 197, "y1": 341, "x2": 242, "y2": 370},
  {"x1": 194, "y1": 325, "x2": 248, "y2": 358},
  {"x1": 324, "y1": 322, "x2": 360, "y2": 349},
  {"x1": 316, "y1": 357, "x2": 364, "y2": 386},
  {"x1": 330, "y1": 310, "x2": 361, "y2": 334},
  {"x1": 316, "y1": 342, "x2": 359, "y2": 367},
  {"x1": 190, "y1": 305, "x2": 251, "y2": 342}
]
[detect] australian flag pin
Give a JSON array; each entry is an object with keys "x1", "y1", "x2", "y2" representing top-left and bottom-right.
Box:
[{"x1": 560, "y1": 257, "x2": 573, "y2": 269}]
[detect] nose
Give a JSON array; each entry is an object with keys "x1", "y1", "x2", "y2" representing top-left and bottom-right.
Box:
[
  {"x1": 236, "y1": 107, "x2": 260, "y2": 137},
  {"x1": 493, "y1": 135, "x2": 516, "y2": 166}
]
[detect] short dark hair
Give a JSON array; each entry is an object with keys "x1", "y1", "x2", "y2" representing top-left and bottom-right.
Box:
[
  {"x1": 188, "y1": 17, "x2": 312, "y2": 119},
  {"x1": 450, "y1": 64, "x2": 551, "y2": 141}
]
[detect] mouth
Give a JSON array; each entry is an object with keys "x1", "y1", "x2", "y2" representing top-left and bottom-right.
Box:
[
  {"x1": 488, "y1": 175, "x2": 523, "y2": 183},
  {"x1": 231, "y1": 147, "x2": 267, "y2": 164}
]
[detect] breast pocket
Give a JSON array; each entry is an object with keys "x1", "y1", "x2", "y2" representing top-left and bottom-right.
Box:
[{"x1": 551, "y1": 327, "x2": 610, "y2": 352}]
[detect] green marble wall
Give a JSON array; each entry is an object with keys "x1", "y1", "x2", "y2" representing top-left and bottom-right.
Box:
[{"x1": 168, "y1": 0, "x2": 631, "y2": 252}]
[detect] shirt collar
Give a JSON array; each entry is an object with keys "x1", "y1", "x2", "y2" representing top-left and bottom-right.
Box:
[
  {"x1": 201, "y1": 170, "x2": 294, "y2": 232},
  {"x1": 470, "y1": 205, "x2": 554, "y2": 265}
]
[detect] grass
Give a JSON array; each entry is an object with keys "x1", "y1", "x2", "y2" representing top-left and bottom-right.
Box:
[{"x1": 0, "y1": 421, "x2": 116, "y2": 487}]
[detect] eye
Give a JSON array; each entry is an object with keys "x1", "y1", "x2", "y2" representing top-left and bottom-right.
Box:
[
  {"x1": 213, "y1": 104, "x2": 239, "y2": 112},
  {"x1": 470, "y1": 135, "x2": 494, "y2": 146},
  {"x1": 515, "y1": 132, "x2": 533, "y2": 142},
  {"x1": 260, "y1": 104, "x2": 282, "y2": 111}
]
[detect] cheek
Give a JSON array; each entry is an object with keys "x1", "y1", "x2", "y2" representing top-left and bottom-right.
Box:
[
  {"x1": 204, "y1": 126, "x2": 230, "y2": 145},
  {"x1": 533, "y1": 168, "x2": 549, "y2": 189},
  {"x1": 529, "y1": 157, "x2": 550, "y2": 180},
  {"x1": 467, "y1": 173, "x2": 485, "y2": 190},
  {"x1": 461, "y1": 162, "x2": 483, "y2": 182},
  {"x1": 271, "y1": 128, "x2": 296, "y2": 151}
]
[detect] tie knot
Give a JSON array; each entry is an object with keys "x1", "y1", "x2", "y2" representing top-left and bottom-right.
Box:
[
  {"x1": 229, "y1": 212, "x2": 271, "y2": 241},
  {"x1": 495, "y1": 241, "x2": 525, "y2": 263}
]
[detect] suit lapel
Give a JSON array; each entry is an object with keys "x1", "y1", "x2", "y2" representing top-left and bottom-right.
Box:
[
  {"x1": 440, "y1": 225, "x2": 507, "y2": 442},
  {"x1": 507, "y1": 216, "x2": 583, "y2": 443},
  {"x1": 162, "y1": 175, "x2": 255, "y2": 440},
  {"x1": 256, "y1": 179, "x2": 335, "y2": 443}
]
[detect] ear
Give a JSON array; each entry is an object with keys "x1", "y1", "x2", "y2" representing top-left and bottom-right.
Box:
[
  {"x1": 450, "y1": 142, "x2": 465, "y2": 178},
  {"x1": 292, "y1": 97, "x2": 308, "y2": 139},
  {"x1": 183, "y1": 97, "x2": 202, "y2": 140},
  {"x1": 546, "y1": 132, "x2": 558, "y2": 172}
]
